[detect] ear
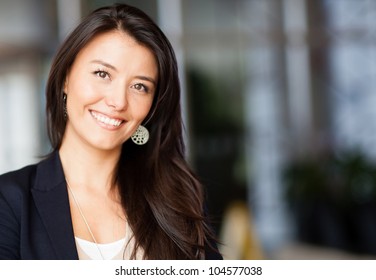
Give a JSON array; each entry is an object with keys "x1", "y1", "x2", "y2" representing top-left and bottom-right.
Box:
[
  {"x1": 63, "y1": 78, "x2": 68, "y2": 93},
  {"x1": 63, "y1": 70, "x2": 70, "y2": 93}
]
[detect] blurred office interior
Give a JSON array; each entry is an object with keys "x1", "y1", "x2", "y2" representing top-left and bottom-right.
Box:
[{"x1": 1, "y1": 0, "x2": 376, "y2": 259}]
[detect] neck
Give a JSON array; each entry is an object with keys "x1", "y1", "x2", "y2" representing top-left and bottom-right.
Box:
[{"x1": 59, "y1": 137, "x2": 121, "y2": 194}]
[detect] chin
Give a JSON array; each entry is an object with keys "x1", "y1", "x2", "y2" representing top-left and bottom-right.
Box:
[{"x1": 90, "y1": 140, "x2": 123, "y2": 152}]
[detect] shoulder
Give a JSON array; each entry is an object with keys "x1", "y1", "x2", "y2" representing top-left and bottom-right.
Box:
[
  {"x1": 0, "y1": 163, "x2": 39, "y2": 259},
  {"x1": 0, "y1": 164, "x2": 38, "y2": 196},
  {"x1": 0, "y1": 163, "x2": 40, "y2": 211},
  {"x1": 0, "y1": 152, "x2": 60, "y2": 197},
  {"x1": 0, "y1": 151, "x2": 65, "y2": 213}
]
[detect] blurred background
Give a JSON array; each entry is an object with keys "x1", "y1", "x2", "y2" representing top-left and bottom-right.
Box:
[{"x1": 1, "y1": 0, "x2": 376, "y2": 260}]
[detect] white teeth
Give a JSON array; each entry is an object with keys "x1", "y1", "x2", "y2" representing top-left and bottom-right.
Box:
[{"x1": 91, "y1": 111, "x2": 122, "y2": 127}]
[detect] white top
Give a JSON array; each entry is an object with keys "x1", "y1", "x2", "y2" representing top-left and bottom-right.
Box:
[
  {"x1": 74, "y1": 221, "x2": 144, "y2": 260},
  {"x1": 75, "y1": 237, "x2": 126, "y2": 260}
]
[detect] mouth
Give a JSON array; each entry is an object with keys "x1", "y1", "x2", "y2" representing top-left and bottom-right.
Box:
[{"x1": 90, "y1": 110, "x2": 124, "y2": 128}]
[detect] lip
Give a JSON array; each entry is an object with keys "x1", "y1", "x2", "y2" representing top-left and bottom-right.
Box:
[{"x1": 89, "y1": 110, "x2": 125, "y2": 130}]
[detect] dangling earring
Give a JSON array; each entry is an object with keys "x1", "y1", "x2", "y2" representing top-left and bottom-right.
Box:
[
  {"x1": 63, "y1": 93, "x2": 68, "y2": 120},
  {"x1": 131, "y1": 125, "x2": 149, "y2": 145}
]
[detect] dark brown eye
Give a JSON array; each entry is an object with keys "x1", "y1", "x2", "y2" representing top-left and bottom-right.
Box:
[
  {"x1": 132, "y1": 83, "x2": 149, "y2": 93},
  {"x1": 94, "y1": 70, "x2": 110, "y2": 79}
]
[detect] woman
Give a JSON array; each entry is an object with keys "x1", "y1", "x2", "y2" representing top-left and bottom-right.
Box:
[{"x1": 0, "y1": 4, "x2": 222, "y2": 260}]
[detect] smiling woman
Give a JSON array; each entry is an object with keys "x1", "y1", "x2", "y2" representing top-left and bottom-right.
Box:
[
  {"x1": 0, "y1": 3, "x2": 222, "y2": 260},
  {"x1": 62, "y1": 30, "x2": 157, "y2": 152}
]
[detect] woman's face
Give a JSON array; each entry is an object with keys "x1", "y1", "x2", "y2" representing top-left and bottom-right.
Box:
[{"x1": 63, "y1": 30, "x2": 158, "y2": 152}]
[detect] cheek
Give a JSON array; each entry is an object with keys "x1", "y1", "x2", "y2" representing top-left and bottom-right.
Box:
[
  {"x1": 130, "y1": 95, "x2": 155, "y2": 118},
  {"x1": 67, "y1": 68, "x2": 96, "y2": 93},
  {"x1": 141, "y1": 98, "x2": 155, "y2": 118},
  {"x1": 68, "y1": 80, "x2": 101, "y2": 104}
]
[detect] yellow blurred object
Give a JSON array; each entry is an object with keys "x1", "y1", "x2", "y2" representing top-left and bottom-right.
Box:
[{"x1": 219, "y1": 201, "x2": 263, "y2": 259}]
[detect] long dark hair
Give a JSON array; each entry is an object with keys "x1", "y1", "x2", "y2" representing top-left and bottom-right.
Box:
[{"x1": 46, "y1": 4, "x2": 216, "y2": 259}]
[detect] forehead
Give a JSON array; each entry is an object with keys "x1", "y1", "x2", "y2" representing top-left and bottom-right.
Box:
[
  {"x1": 83, "y1": 30, "x2": 138, "y2": 51},
  {"x1": 72, "y1": 30, "x2": 158, "y2": 76}
]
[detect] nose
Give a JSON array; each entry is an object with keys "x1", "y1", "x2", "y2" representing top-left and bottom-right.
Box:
[{"x1": 105, "y1": 83, "x2": 127, "y2": 111}]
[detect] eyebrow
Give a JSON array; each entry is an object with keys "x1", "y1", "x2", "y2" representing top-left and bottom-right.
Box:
[
  {"x1": 135, "y1": 75, "x2": 157, "y2": 86},
  {"x1": 90, "y1": 59, "x2": 156, "y2": 85},
  {"x1": 90, "y1": 59, "x2": 118, "y2": 71}
]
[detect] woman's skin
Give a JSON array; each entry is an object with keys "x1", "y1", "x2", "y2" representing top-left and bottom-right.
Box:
[{"x1": 59, "y1": 30, "x2": 158, "y2": 244}]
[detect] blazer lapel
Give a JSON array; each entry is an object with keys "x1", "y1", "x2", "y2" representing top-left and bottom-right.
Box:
[{"x1": 31, "y1": 152, "x2": 78, "y2": 260}]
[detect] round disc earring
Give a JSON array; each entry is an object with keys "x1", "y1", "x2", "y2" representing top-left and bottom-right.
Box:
[{"x1": 131, "y1": 125, "x2": 149, "y2": 145}]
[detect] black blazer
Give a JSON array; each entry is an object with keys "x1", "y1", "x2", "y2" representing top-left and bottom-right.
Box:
[{"x1": 0, "y1": 152, "x2": 222, "y2": 260}]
